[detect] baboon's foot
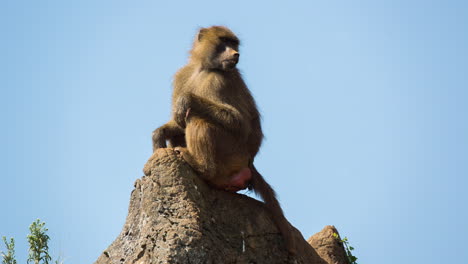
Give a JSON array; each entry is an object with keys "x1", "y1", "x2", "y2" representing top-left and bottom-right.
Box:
[
  {"x1": 174, "y1": 147, "x2": 202, "y2": 173},
  {"x1": 174, "y1": 147, "x2": 191, "y2": 162}
]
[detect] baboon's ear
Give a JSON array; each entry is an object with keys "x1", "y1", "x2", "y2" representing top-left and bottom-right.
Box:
[{"x1": 197, "y1": 28, "x2": 207, "y2": 41}]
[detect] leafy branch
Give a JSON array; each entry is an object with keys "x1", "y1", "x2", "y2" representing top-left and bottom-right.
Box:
[
  {"x1": 1, "y1": 237, "x2": 17, "y2": 264},
  {"x1": 333, "y1": 232, "x2": 358, "y2": 264},
  {"x1": 1, "y1": 219, "x2": 62, "y2": 264},
  {"x1": 27, "y1": 219, "x2": 52, "y2": 264}
]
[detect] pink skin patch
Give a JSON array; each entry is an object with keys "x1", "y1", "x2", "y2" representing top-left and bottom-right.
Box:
[
  {"x1": 223, "y1": 168, "x2": 252, "y2": 192},
  {"x1": 185, "y1": 108, "x2": 191, "y2": 124}
]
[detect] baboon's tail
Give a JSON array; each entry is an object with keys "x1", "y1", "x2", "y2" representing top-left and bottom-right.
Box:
[
  {"x1": 250, "y1": 165, "x2": 284, "y2": 217},
  {"x1": 250, "y1": 164, "x2": 297, "y2": 254}
]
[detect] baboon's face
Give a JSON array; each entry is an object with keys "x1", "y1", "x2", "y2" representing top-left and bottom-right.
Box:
[{"x1": 214, "y1": 37, "x2": 240, "y2": 71}]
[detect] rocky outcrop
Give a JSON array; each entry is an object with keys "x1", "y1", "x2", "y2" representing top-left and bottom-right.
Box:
[
  {"x1": 308, "y1": 226, "x2": 349, "y2": 264},
  {"x1": 95, "y1": 148, "x2": 348, "y2": 264}
]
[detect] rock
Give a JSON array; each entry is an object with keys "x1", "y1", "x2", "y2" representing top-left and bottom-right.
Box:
[
  {"x1": 307, "y1": 226, "x2": 349, "y2": 264},
  {"x1": 95, "y1": 148, "x2": 347, "y2": 264}
]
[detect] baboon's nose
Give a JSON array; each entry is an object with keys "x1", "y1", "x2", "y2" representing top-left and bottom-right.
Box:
[{"x1": 233, "y1": 52, "x2": 239, "y2": 59}]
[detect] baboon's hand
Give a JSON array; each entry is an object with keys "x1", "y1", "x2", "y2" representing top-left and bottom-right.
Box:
[
  {"x1": 174, "y1": 94, "x2": 191, "y2": 128},
  {"x1": 152, "y1": 128, "x2": 167, "y2": 150}
]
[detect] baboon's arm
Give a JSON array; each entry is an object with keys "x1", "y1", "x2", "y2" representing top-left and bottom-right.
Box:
[
  {"x1": 152, "y1": 120, "x2": 184, "y2": 151},
  {"x1": 174, "y1": 93, "x2": 249, "y2": 136}
]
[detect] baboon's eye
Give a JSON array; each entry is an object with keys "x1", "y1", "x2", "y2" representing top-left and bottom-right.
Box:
[
  {"x1": 216, "y1": 43, "x2": 226, "y2": 53},
  {"x1": 219, "y1": 37, "x2": 239, "y2": 46}
]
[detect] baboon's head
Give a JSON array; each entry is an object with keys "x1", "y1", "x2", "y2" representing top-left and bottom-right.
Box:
[{"x1": 190, "y1": 26, "x2": 240, "y2": 71}]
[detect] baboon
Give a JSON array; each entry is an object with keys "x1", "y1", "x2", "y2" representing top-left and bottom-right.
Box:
[{"x1": 152, "y1": 26, "x2": 296, "y2": 254}]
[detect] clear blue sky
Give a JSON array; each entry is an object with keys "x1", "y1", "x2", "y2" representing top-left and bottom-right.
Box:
[{"x1": 1, "y1": 1, "x2": 467, "y2": 263}]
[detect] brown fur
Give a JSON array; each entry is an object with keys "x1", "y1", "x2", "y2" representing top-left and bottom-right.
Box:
[{"x1": 152, "y1": 26, "x2": 296, "y2": 254}]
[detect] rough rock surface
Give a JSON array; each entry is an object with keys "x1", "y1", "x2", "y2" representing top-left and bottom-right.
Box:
[{"x1": 95, "y1": 148, "x2": 348, "y2": 264}]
